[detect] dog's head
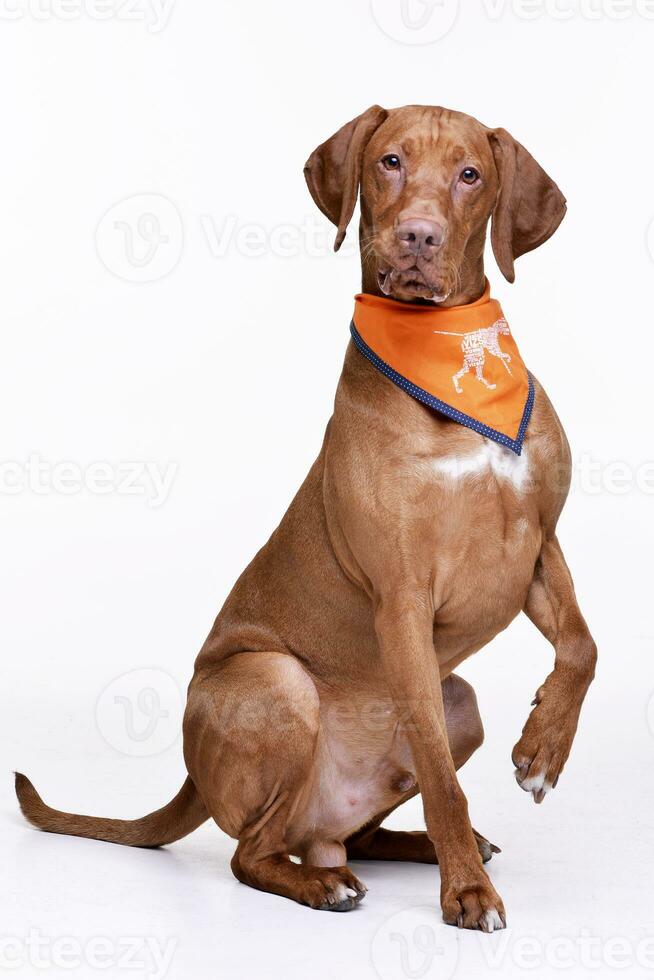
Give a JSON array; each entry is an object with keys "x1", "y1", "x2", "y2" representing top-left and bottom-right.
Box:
[{"x1": 304, "y1": 105, "x2": 566, "y2": 304}]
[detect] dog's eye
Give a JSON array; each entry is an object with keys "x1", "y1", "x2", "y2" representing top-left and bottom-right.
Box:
[
  {"x1": 381, "y1": 154, "x2": 401, "y2": 171},
  {"x1": 460, "y1": 167, "x2": 480, "y2": 185}
]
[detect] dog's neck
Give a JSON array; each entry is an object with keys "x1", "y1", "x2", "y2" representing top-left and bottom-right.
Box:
[{"x1": 359, "y1": 230, "x2": 487, "y2": 309}]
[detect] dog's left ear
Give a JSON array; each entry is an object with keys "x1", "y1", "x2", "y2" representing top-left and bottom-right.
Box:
[
  {"x1": 304, "y1": 105, "x2": 388, "y2": 251},
  {"x1": 489, "y1": 128, "x2": 567, "y2": 283}
]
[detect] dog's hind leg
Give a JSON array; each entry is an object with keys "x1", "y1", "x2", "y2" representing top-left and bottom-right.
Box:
[
  {"x1": 346, "y1": 821, "x2": 499, "y2": 865},
  {"x1": 345, "y1": 675, "x2": 500, "y2": 865},
  {"x1": 184, "y1": 651, "x2": 367, "y2": 912}
]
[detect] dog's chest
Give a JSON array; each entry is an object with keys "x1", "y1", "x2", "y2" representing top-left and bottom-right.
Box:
[
  {"x1": 426, "y1": 440, "x2": 531, "y2": 492},
  {"x1": 416, "y1": 439, "x2": 542, "y2": 632}
]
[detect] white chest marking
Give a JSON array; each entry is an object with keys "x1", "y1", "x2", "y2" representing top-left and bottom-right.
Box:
[{"x1": 430, "y1": 442, "x2": 531, "y2": 492}]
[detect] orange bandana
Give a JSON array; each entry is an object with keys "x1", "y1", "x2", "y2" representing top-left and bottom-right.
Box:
[{"x1": 351, "y1": 282, "x2": 533, "y2": 455}]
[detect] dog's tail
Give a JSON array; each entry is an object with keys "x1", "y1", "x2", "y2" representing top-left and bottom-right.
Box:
[{"x1": 14, "y1": 772, "x2": 208, "y2": 848}]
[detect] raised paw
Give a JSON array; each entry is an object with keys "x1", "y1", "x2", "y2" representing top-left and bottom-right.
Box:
[
  {"x1": 441, "y1": 872, "x2": 506, "y2": 932},
  {"x1": 513, "y1": 757, "x2": 556, "y2": 803},
  {"x1": 303, "y1": 866, "x2": 367, "y2": 912},
  {"x1": 512, "y1": 672, "x2": 583, "y2": 803},
  {"x1": 512, "y1": 724, "x2": 565, "y2": 803}
]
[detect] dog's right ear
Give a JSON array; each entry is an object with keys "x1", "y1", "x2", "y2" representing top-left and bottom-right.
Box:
[{"x1": 304, "y1": 105, "x2": 388, "y2": 252}]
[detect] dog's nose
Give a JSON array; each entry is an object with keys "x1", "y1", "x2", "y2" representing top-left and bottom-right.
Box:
[{"x1": 395, "y1": 218, "x2": 445, "y2": 257}]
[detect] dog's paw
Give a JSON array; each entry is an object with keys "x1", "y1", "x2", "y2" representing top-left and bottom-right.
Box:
[
  {"x1": 512, "y1": 763, "x2": 555, "y2": 803},
  {"x1": 304, "y1": 867, "x2": 367, "y2": 912},
  {"x1": 512, "y1": 720, "x2": 568, "y2": 803},
  {"x1": 512, "y1": 678, "x2": 578, "y2": 802},
  {"x1": 441, "y1": 873, "x2": 506, "y2": 932},
  {"x1": 473, "y1": 829, "x2": 501, "y2": 863}
]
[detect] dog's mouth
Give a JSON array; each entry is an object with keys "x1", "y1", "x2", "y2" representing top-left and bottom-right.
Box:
[{"x1": 376, "y1": 262, "x2": 451, "y2": 305}]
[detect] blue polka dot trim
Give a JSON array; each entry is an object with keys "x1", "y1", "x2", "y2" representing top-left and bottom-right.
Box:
[{"x1": 350, "y1": 320, "x2": 534, "y2": 456}]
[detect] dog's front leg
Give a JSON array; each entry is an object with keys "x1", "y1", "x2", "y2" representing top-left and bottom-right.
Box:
[
  {"x1": 375, "y1": 593, "x2": 506, "y2": 932},
  {"x1": 514, "y1": 536, "x2": 597, "y2": 802}
]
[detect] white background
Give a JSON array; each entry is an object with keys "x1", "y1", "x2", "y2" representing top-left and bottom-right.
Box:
[{"x1": 1, "y1": 1, "x2": 654, "y2": 978}]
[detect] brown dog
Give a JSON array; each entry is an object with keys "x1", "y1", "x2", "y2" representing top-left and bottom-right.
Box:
[{"x1": 16, "y1": 105, "x2": 597, "y2": 932}]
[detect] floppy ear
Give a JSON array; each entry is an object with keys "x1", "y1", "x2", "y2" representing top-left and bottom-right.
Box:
[
  {"x1": 489, "y1": 128, "x2": 567, "y2": 283},
  {"x1": 304, "y1": 105, "x2": 388, "y2": 251}
]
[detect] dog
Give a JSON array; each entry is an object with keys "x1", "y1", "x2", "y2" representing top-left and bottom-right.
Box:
[
  {"x1": 434, "y1": 318, "x2": 512, "y2": 392},
  {"x1": 16, "y1": 104, "x2": 597, "y2": 932}
]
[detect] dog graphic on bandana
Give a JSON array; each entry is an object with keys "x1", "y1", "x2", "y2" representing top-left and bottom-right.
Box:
[{"x1": 434, "y1": 318, "x2": 513, "y2": 394}]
